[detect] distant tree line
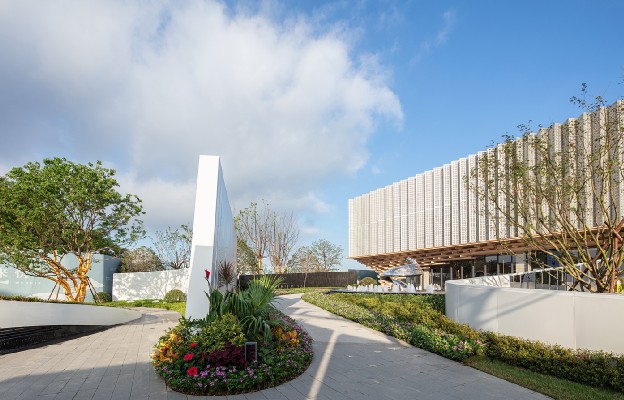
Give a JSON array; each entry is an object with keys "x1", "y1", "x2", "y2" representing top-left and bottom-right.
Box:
[{"x1": 235, "y1": 201, "x2": 344, "y2": 275}]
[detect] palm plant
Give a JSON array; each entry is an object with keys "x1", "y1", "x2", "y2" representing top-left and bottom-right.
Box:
[
  {"x1": 204, "y1": 274, "x2": 286, "y2": 342},
  {"x1": 235, "y1": 275, "x2": 285, "y2": 343}
]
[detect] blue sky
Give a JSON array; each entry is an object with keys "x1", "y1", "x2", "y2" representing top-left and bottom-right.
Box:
[{"x1": 0, "y1": 1, "x2": 622, "y2": 270}]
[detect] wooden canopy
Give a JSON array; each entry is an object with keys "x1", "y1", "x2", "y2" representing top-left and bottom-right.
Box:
[{"x1": 348, "y1": 230, "x2": 612, "y2": 275}]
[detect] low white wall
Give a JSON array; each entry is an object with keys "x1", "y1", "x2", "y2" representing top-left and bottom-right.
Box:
[
  {"x1": 112, "y1": 269, "x2": 189, "y2": 301},
  {"x1": 0, "y1": 300, "x2": 141, "y2": 328},
  {"x1": 446, "y1": 277, "x2": 624, "y2": 354}
]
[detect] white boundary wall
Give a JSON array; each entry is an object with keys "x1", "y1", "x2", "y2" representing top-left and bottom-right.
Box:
[
  {"x1": 186, "y1": 156, "x2": 236, "y2": 321},
  {"x1": 446, "y1": 277, "x2": 624, "y2": 354},
  {"x1": 112, "y1": 269, "x2": 189, "y2": 301},
  {"x1": 0, "y1": 300, "x2": 140, "y2": 328}
]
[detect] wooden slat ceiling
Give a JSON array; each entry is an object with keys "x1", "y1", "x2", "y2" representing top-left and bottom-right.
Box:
[{"x1": 348, "y1": 229, "x2": 614, "y2": 273}]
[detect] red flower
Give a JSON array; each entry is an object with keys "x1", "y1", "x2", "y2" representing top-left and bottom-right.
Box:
[
  {"x1": 205, "y1": 270, "x2": 210, "y2": 279},
  {"x1": 190, "y1": 343, "x2": 197, "y2": 347},
  {"x1": 185, "y1": 353, "x2": 194, "y2": 361},
  {"x1": 187, "y1": 367, "x2": 198, "y2": 376}
]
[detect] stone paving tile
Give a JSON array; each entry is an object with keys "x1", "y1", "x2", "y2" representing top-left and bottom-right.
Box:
[{"x1": 0, "y1": 296, "x2": 554, "y2": 400}]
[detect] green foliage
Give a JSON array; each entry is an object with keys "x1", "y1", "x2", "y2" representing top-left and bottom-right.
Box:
[
  {"x1": 152, "y1": 310, "x2": 313, "y2": 396},
  {"x1": 95, "y1": 292, "x2": 112, "y2": 302},
  {"x1": 288, "y1": 239, "x2": 344, "y2": 273},
  {"x1": 204, "y1": 275, "x2": 286, "y2": 343},
  {"x1": 358, "y1": 277, "x2": 377, "y2": 286},
  {"x1": 0, "y1": 157, "x2": 144, "y2": 302},
  {"x1": 118, "y1": 246, "x2": 164, "y2": 273},
  {"x1": 307, "y1": 293, "x2": 624, "y2": 393},
  {"x1": 467, "y1": 356, "x2": 624, "y2": 400},
  {"x1": 236, "y1": 275, "x2": 286, "y2": 342},
  {"x1": 331, "y1": 293, "x2": 451, "y2": 330},
  {"x1": 237, "y1": 237, "x2": 258, "y2": 275},
  {"x1": 483, "y1": 332, "x2": 624, "y2": 392},
  {"x1": 103, "y1": 299, "x2": 187, "y2": 315},
  {"x1": 164, "y1": 289, "x2": 186, "y2": 303},
  {"x1": 190, "y1": 314, "x2": 246, "y2": 354},
  {"x1": 303, "y1": 292, "x2": 482, "y2": 361},
  {"x1": 151, "y1": 224, "x2": 192, "y2": 270}
]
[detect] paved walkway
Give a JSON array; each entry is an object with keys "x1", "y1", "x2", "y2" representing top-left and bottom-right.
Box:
[{"x1": 0, "y1": 294, "x2": 550, "y2": 399}]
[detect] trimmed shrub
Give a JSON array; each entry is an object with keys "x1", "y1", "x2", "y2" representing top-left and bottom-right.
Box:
[
  {"x1": 191, "y1": 314, "x2": 246, "y2": 355},
  {"x1": 483, "y1": 331, "x2": 624, "y2": 392},
  {"x1": 304, "y1": 292, "x2": 624, "y2": 393},
  {"x1": 95, "y1": 292, "x2": 112, "y2": 303},
  {"x1": 358, "y1": 277, "x2": 377, "y2": 286},
  {"x1": 303, "y1": 292, "x2": 482, "y2": 361},
  {"x1": 164, "y1": 289, "x2": 186, "y2": 303}
]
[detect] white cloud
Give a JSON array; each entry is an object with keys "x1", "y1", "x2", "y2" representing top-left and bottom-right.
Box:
[
  {"x1": 411, "y1": 8, "x2": 456, "y2": 65},
  {"x1": 0, "y1": 0, "x2": 402, "y2": 231}
]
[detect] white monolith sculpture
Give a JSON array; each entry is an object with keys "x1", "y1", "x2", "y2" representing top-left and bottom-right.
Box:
[{"x1": 185, "y1": 156, "x2": 236, "y2": 321}]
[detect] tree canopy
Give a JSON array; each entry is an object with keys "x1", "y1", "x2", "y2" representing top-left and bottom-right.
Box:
[
  {"x1": 0, "y1": 157, "x2": 144, "y2": 301},
  {"x1": 288, "y1": 239, "x2": 344, "y2": 273}
]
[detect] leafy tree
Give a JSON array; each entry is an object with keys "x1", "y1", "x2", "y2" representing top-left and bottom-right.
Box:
[
  {"x1": 289, "y1": 239, "x2": 344, "y2": 273},
  {"x1": 0, "y1": 158, "x2": 144, "y2": 302},
  {"x1": 288, "y1": 245, "x2": 317, "y2": 273},
  {"x1": 309, "y1": 239, "x2": 344, "y2": 272},
  {"x1": 118, "y1": 246, "x2": 164, "y2": 273},
  {"x1": 468, "y1": 85, "x2": 624, "y2": 293},
  {"x1": 150, "y1": 224, "x2": 192, "y2": 269},
  {"x1": 237, "y1": 237, "x2": 258, "y2": 275}
]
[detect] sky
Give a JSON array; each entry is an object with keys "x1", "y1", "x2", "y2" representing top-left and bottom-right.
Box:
[{"x1": 0, "y1": 0, "x2": 623, "y2": 270}]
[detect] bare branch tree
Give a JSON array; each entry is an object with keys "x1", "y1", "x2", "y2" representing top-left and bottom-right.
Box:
[
  {"x1": 267, "y1": 211, "x2": 300, "y2": 273},
  {"x1": 235, "y1": 201, "x2": 272, "y2": 274},
  {"x1": 150, "y1": 224, "x2": 192, "y2": 269},
  {"x1": 468, "y1": 85, "x2": 624, "y2": 293}
]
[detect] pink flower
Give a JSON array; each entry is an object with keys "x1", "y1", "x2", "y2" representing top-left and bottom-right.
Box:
[
  {"x1": 190, "y1": 343, "x2": 197, "y2": 347},
  {"x1": 185, "y1": 353, "x2": 194, "y2": 361}
]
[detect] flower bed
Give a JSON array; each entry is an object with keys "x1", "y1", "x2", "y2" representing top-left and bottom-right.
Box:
[
  {"x1": 153, "y1": 310, "x2": 312, "y2": 396},
  {"x1": 303, "y1": 292, "x2": 624, "y2": 393},
  {"x1": 302, "y1": 292, "x2": 482, "y2": 361}
]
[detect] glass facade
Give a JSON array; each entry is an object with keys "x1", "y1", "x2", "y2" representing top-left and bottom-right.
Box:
[
  {"x1": 485, "y1": 255, "x2": 497, "y2": 276},
  {"x1": 429, "y1": 249, "x2": 598, "y2": 290},
  {"x1": 474, "y1": 257, "x2": 485, "y2": 277}
]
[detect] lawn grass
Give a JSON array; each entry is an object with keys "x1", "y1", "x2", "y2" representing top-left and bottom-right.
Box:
[
  {"x1": 465, "y1": 355, "x2": 624, "y2": 400},
  {"x1": 88, "y1": 299, "x2": 187, "y2": 316}
]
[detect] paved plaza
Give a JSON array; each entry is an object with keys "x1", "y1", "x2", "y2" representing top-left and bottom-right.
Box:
[{"x1": 0, "y1": 294, "x2": 550, "y2": 399}]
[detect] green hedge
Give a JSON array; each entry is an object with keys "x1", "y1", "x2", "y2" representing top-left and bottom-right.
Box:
[
  {"x1": 304, "y1": 293, "x2": 624, "y2": 393},
  {"x1": 303, "y1": 292, "x2": 483, "y2": 361}
]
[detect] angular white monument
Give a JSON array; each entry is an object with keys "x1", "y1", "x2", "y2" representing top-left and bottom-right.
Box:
[{"x1": 185, "y1": 156, "x2": 236, "y2": 321}]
